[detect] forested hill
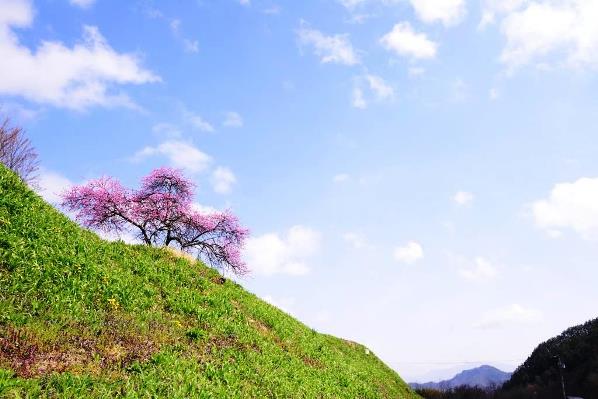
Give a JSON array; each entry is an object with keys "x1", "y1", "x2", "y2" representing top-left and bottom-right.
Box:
[
  {"x1": 0, "y1": 165, "x2": 419, "y2": 398},
  {"x1": 500, "y1": 317, "x2": 598, "y2": 399}
]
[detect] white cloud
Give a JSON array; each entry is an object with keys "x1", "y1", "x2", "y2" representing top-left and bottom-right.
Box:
[
  {"x1": 182, "y1": 39, "x2": 199, "y2": 54},
  {"x1": 479, "y1": 0, "x2": 527, "y2": 28},
  {"x1": 132, "y1": 140, "x2": 212, "y2": 174},
  {"x1": 263, "y1": 6, "x2": 281, "y2": 15},
  {"x1": 338, "y1": 0, "x2": 368, "y2": 7},
  {"x1": 145, "y1": 9, "x2": 198, "y2": 54},
  {"x1": 0, "y1": 101, "x2": 40, "y2": 121},
  {"x1": 183, "y1": 110, "x2": 214, "y2": 132},
  {"x1": 458, "y1": 257, "x2": 498, "y2": 282},
  {"x1": 152, "y1": 123, "x2": 182, "y2": 138},
  {"x1": 338, "y1": 0, "x2": 465, "y2": 26},
  {"x1": 282, "y1": 80, "x2": 295, "y2": 91},
  {"x1": 333, "y1": 173, "x2": 351, "y2": 183},
  {"x1": 451, "y1": 78, "x2": 468, "y2": 102},
  {"x1": 453, "y1": 191, "x2": 474, "y2": 206},
  {"x1": 223, "y1": 111, "x2": 243, "y2": 128},
  {"x1": 409, "y1": 0, "x2": 466, "y2": 26},
  {"x1": 489, "y1": 87, "x2": 500, "y2": 100},
  {"x1": 239, "y1": 0, "x2": 250, "y2": 5},
  {"x1": 69, "y1": 0, "x2": 96, "y2": 9},
  {"x1": 380, "y1": 22, "x2": 437, "y2": 60},
  {"x1": 337, "y1": 0, "x2": 402, "y2": 10},
  {"x1": 0, "y1": 0, "x2": 32, "y2": 26},
  {"x1": 352, "y1": 87, "x2": 367, "y2": 109},
  {"x1": 393, "y1": 241, "x2": 424, "y2": 264},
  {"x1": 474, "y1": 304, "x2": 543, "y2": 329},
  {"x1": 35, "y1": 169, "x2": 73, "y2": 204},
  {"x1": 297, "y1": 22, "x2": 359, "y2": 66},
  {"x1": 168, "y1": 19, "x2": 199, "y2": 54},
  {"x1": 343, "y1": 232, "x2": 368, "y2": 249},
  {"x1": 489, "y1": 0, "x2": 598, "y2": 71},
  {"x1": 211, "y1": 166, "x2": 236, "y2": 194},
  {"x1": 532, "y1": 177, "x2": 598, "y2": 239},
  {"x1": 365, "y1": 74, "x2": 395, "y2": 100},
  {"x1": 408, "y1": 66, "x2": 425, "y2": 77},
  {"x1": 0, "y1": 1, "x2": 158, "y2": 110},
  {"x1": 244, "y1": 225, "x2": 321, "y2": 276},
  {"x1": 352, "y1": 74, "x2": 394, "y2": 109},
  {"x1": 345, "y1": 13, "x2": 373, "y2": 24}
]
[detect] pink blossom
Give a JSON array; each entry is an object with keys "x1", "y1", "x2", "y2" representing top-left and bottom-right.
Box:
[{"x1": 61, "y1": 167, "x2": 249, "y2": 275}]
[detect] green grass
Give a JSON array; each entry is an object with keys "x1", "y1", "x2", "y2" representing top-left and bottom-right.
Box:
[{"x1": 0, "y1": 165, "x2": 419, "y2": 398}]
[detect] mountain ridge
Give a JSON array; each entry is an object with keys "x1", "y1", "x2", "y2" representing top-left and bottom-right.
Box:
[{"x1": 410, "y1": 365, "x2": 511, "y2": 390}]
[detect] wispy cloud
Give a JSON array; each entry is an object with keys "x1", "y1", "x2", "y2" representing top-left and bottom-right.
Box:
[
  {"x1": 169, "y1": 19, "x2": 199, "y2": 54},
  {"x1": 183, "y1": 109, "x2": 215, "y2": 132},
  {"x1": 297, "y1": 22, "x2": 359, "y2": 66},
  {"x1": 453, "y1": 191, "x2": 474, "y2": 206},
  {"x1": 333, "y1": 173, "x2": 351, "y2": 183},
  {"x1": 263, "y1": 5, "x2": 281, "y2": 15},
  {"x1": 352, "y1": 74, "x2": 395, "y2": 108},
  {"x1": 458, "y1": 257, "x2": 498, "y2": 282},
  {"x1": 223, "y1": 111, "x2": 244, "y2": 128},
  {"x1": 145, "y1": 7, "x2": 199, "y2": 54},
  {"x1": 343, "y1": 232, "x2": 369, "y2": 249},
  {"x1": 352, "y1": 87, "x2": 367, "y2": 109},
  {"x1": 152, "y1": 123, "x2": 182, "y2": 138},
  {"x1": 338, "y1": 0, "x2": 466, "y2": 26},
  {"x1": 474, "y1": 304, "x2": 543, "y2": 330},
  {"x1": 69, "y1": 0, "x2": 96, "y2": 9}
]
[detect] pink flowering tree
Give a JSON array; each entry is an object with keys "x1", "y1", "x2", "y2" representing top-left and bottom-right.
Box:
[{"x1": 62, "y1": 167, "x2": 249, "y2": 275}]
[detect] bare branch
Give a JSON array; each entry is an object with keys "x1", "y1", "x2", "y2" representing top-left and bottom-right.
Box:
[{"x1": 0, "y1": 117, "x2": 39, "y2": 183}]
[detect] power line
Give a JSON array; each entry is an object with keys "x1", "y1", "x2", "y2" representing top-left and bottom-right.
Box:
[{"x1": 394, "y1": 360, "x2": 520, "y2": 365}]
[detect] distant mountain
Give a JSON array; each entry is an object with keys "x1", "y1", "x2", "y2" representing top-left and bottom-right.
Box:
[{"x1": 410, "y1": 365, "x2": 512, "y2": 390}]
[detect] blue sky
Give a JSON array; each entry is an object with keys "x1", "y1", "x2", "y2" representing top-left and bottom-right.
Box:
[{"x1": 3, "y1": 0, "x2": 598, "y2": 381}]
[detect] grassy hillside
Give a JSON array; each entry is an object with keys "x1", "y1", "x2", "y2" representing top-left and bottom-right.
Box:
[{"x1": 0, "y1": 165, "x2": 418, "y2": 398}]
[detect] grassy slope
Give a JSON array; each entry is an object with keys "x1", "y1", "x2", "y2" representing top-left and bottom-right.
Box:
[{"x1": 0, "y1": 166, "x2": 418, "y2": 398}]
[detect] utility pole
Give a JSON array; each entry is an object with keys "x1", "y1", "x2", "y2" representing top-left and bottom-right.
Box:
[{"x1": 554, "y1": 355, "x2": 567, "y2": 399}]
